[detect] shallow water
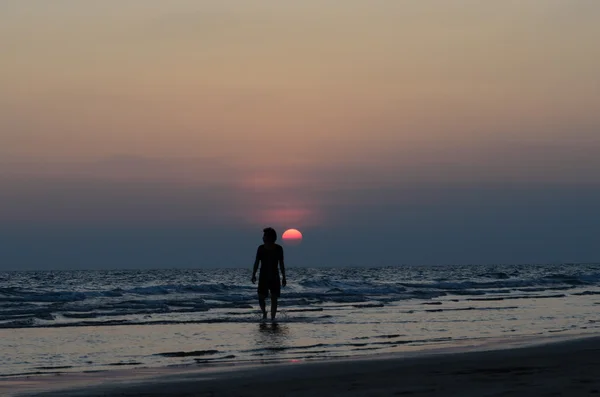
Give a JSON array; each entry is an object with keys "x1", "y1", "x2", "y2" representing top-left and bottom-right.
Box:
[{"x1": 1, "y1": 264, "x2": 599, "y2": 376}]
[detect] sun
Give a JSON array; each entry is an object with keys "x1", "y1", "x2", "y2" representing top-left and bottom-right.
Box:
[{"x1": 282, "y1": 229, "x2": 303, "y2": 246}]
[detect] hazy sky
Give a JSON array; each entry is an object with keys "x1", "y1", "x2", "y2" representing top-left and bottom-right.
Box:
[{"x1": 1, "y1": 1, "x2": 599, "y2": 269}]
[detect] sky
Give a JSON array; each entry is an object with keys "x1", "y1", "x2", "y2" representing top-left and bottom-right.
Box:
[{"x1": 1, "y1": 1, "x2": 600, "y2": 270}]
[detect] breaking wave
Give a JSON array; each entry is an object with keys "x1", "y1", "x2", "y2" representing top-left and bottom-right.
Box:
[{"x1": 1, "y1": 264, "x2": 599, "y2": 329}]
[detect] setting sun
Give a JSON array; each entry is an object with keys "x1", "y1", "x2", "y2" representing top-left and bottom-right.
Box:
[{"x1": 282, "y1": 229, "x2": 303, "y2": 246}]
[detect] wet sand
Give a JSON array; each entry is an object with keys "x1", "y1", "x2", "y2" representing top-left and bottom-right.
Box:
[{"x1": 9, "y1": 336, "x2": 600, "y2": 397}]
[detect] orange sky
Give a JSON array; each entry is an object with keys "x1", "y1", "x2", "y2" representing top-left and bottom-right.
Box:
[
  {"x1": 2, "y1": 1, "x2": 599, "y2": 162},
  {"x1": 1, "y1": 2, "x2": 600, "y2": 268},
  {"x1": 1, "y1": 1, "x2": 600, "y2": 231}
]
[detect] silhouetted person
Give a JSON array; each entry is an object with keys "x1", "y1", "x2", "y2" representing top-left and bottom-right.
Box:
[{"x1": 251, "y1": 227, "x2": 286, "y2": 321}]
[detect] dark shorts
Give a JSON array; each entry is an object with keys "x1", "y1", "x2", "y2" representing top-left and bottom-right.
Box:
[{"x1": 258, "y1": 278, "x2": 281, "y2": 298}]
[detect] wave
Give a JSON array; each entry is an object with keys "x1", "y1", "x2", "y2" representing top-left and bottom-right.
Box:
[
  {"x1": 398, "y1": 275, "x2": 594, "y2": 291},
  {"x1": 0, "y1": 314, "x2": 333, "y2": 329},
  {"x1": 572, "y1": 290, "x2": 600, "y2": 296},
  {"x1": 466, "y1": 294, "x2": 566, "y2": 301},
  {"x1": 243, "y1": 336, "x2": 454, "y2": 355},
  {"x1": 1, "y1": 265, "x2": 599, "y2": 329},
  {"x1": 108, "y1": 362, "x2": 143, "y2": 366},
  {"x1": 157, "y1": 350, "x2": 219, "y2": 357},
  {"x1": 0, "y1": 302, "x2": 523, "y2": 329}
]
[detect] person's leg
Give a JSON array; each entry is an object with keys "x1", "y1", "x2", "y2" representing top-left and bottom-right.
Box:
[
  {"x1": 257, "y1": 282, "x2": 268, "y2": 319},
  {"x1": 258, "y1": 294, "x2": 267, "y2": 319},
  {"x1": 270, "y1": 281, "x2": 281, "y2": 321},
  {"x1": 270, "y1": 296, "x2": 278, "y2": 321}
]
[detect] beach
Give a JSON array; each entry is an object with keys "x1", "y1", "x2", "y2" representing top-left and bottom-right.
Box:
[
  {"x1": 2, "y1": 265, "x2": 599, "y2": 396},
  {"x1": 2, "y1": 265, "x2": 600, "y2": 397},
  {"x1": 6, "y1": 335, "x2": 600, "y2": 396},
  {"x1": 2, "y1": 265, "x2": 600, "y2": 378}
]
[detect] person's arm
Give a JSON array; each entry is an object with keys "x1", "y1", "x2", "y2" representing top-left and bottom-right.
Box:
[
  {"x1": 279, "y1": 246, "x2": 286, "y2": 287},
  {"x1": 251, "y1": 247, "x2": 260, "y2": 283}
]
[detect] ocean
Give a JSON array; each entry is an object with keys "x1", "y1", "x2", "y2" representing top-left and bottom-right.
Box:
[{"x1": 1, "y1": 264, "x2": 599, "y2": 377}]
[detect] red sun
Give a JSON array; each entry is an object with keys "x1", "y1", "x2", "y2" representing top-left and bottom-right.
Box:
[{"x1": 282, "y1": 229, "x2": 303, "y2": 246}]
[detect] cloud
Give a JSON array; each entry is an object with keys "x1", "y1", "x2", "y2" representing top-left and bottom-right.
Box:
[
  {"x1": 2, "y1": 139, "x2": 600, "y2": 229},
  {"x1": 2, "y1": 156, "x2": 600, "y2": 269}
]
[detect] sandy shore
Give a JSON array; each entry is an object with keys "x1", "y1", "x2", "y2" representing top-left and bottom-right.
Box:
[{"x1": 8, "y1": 336, "x2": 600, "y2": 397}]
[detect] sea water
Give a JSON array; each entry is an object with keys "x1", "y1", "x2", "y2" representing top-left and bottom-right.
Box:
[{"x1": 1, "y1": 264, "x2": 599, "y2": 376}]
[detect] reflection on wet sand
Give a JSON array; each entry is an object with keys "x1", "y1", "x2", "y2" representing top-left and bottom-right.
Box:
[{"x1": 256, "y1": 323, "x2": 291, "y2": 356}]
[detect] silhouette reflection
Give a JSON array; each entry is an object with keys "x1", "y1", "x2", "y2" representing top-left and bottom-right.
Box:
[{"x1": 255, "y1": 323, "x2": 290, "y2": 356}]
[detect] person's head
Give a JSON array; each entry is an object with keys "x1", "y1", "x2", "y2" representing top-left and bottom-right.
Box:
[{"x1": 262, "y1": 227, "x2": 277, "y2": 244}]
